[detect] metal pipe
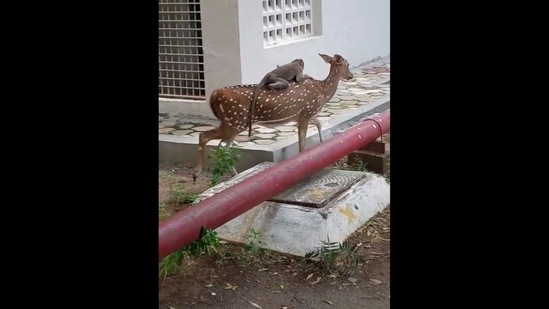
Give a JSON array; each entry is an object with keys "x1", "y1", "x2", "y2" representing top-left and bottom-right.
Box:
[{"x1": 159, "y1": 110, "x2": 390, "y2": 259}]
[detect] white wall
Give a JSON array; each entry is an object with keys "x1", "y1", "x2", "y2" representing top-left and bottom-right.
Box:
[
  {"x1": 201, "y1": 0, "x2": 242, "y2": 99},
  {"x1": 238, "y1": 0, "x2": 390, "y2": 83}
]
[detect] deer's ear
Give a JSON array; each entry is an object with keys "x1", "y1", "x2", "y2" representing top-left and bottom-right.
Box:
[
  {"x1": 333, "y1": 54, "x2": 344, "y2": 63},
  {"x1": 318, "y1": 53, "x2": 332, "y2": 63}
]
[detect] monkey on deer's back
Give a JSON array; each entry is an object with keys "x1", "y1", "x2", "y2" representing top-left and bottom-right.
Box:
[{"x1": 246, "y1": 59, "x2": 312, "y2": 137}]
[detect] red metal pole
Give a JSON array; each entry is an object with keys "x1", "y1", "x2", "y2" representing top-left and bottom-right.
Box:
[{"x1": 159, "y1": 110, "x2": 390, "y2": 259}]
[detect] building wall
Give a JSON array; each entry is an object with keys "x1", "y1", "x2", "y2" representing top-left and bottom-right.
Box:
[
  {"x1": 238, "y1": 0, "x2": 390, "y2": 83},
  {"x1": 201, "y1": 0, "x2": 242, "y2": 98}
]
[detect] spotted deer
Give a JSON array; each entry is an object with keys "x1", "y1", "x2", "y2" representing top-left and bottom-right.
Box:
[{"x1": 193, "y1": 53, "x2": 353, "y2": 181}]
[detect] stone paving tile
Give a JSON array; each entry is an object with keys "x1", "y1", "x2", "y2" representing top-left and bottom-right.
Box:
[
  {"x1": 255, "y1": 128, "x2": 278, "y2": 134},
  {"x1": 275, "y1": 126, "x2": 297, "y2": 132},
  {"x1": 254, "y1": 133, "x2": 277, "y2": 139},
  {"x1": 254, "y1": 139, "x2": 276, "y2": 145},
  {"x1": 159, "y1": 122, "x2": 176, "y2": 129},
  {"x1": 159, "y1": 128, "x2": 176, "y2": 134},
  {"x1": 193, "y1": 126, "x2": 216, "y2": 132},
  {"x1": 172, "y1": 130, "x2": 193, "y2": 136},
  {"x1": 177, "y1": 124, "x2": 195, "y2": 129},
  {"x1": 159, "y1": 60, "x2": 390, "y2": 146},
  {"x1": 235, "y1": 136, "x2": 251, "y2": 142}
]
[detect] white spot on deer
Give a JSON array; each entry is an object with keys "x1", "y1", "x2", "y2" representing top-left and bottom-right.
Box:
[
  {"x1": 234, "y1": 112, "x2": 237, "y2": 115},
  {"x1": 219, "y1": 105, "x2": 225, "y2": 113}
]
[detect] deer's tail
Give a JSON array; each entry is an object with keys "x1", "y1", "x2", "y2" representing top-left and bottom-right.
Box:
[{"x1": 209, "y1": 89, "x2": 223, "y2": 120}]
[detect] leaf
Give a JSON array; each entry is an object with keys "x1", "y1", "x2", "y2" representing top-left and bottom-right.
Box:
[
  {"x1": 280, "y1": 284, "x2": 284, "y2": 289},
  {"x1": 204, "y1": 283, "x2": 213, "y2": 288},
  {"x1": 369, "y1": 279, "x2": 382, "y2": 285},
  {"x1": 323, "y1": 300, "x2": 333, "y2": 306},
  {"x1": 257, "y1": 268, "x2": 269, "y2": 272},
  {"x1": 311, "y1": 276, "x2": 321, "y2": 285},
  {"x1": 167, "y1": 306, "x2": 177, "y2": 309},
  {"x1": 347, "y1": 277, "x2": 357, "y2": 283},
  {"x1": 306, "y1": 273, "x2": 314, "y2": 281},
  {"x1": 224, "y1": 283, "x2": 233, "y2": 290},
  {"x1": 247, "y1": 300, "x2": 263, "y2": 309}
]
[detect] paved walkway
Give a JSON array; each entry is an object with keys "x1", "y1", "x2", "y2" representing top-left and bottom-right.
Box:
[{"x1": 158, "y1": 59, "x2": 390, "y2": 146}]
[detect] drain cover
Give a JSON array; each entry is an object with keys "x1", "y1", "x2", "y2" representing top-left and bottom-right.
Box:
[{"x1": 269, "y1": 169, "x2": 367, "y2": 208}]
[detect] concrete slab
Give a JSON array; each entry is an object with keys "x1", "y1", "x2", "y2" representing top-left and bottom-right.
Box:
[
  {"x1": 194, "y1": 162, "x2": 390, "y2": 257},
  {"x1": 159, "y1": 94, "x2": 390, "y2": 172}
]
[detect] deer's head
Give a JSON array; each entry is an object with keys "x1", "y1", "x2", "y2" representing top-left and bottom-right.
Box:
[{"x1": 318, "y1": 53, "x2": 353, "y2": 80}]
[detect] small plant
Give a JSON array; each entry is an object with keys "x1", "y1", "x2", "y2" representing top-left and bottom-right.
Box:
[
  {"x1": 244, "y1": 228, "x2": 262, "y2": 253},
  {"x1": 352, "y1": 160, "x2": 368, "y2": 171},
  {"x1": 170, "y1": 182, "x2": 199, "y2": 204},
  {"x1": 304, "y1": 237, "x2": 366, "y2": 275},
  {"x1": 237, "y1": 228, "x2": 264, "y2": 266},
  {"x1": 159, "y1": 226, "x2": 220, "y2": 279},
  {"x1": 208, "y1": 142, "x2": 242, "y2": 186}
]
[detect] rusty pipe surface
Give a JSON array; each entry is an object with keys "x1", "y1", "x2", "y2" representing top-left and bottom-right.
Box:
[{"x1": 159, "y1": 110, "x2": 390, "y2": 259}]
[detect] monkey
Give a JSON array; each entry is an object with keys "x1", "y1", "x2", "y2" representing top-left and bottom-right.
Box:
[{"x1": 246, "y1": 59, "x2": 312, "y2": 137}]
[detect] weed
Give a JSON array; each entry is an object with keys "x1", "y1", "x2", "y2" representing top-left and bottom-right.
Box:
[
  {"x1": 170, "y1": 182, "x2": 199, "y2": 204},
  {"x1": 352, "y1": 160, "x2": 368, "y2": 171},
  {"x1": 159, "y1": 226, "x2": 221, "y2": 279},
  {"x1": 237, "y1": 228, "x2": 263, "y2": 266},
  {"x1": 304, "y1": 237, "x2": 366, "y2": 276},
  {"x1": 244, "y1": 228, "x2": 261, "y2": 253},
  {"x1": 208, "y1": 142, "x2": 242, "y2": 186}
]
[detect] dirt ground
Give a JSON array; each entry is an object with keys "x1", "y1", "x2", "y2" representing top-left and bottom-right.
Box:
[{"x1": 159, "y1": 159, "x2": 390, "y2": 309}]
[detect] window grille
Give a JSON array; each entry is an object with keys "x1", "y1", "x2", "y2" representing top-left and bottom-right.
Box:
[
  {"x1": 262, "y1": 0, "x2": 314, "y2": 47},
  {"x1": 159, "y1": 0, "x2": 205, "y2": 99}
]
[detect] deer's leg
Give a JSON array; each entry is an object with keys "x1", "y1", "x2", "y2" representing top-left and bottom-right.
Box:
[
  {"x1": 309, "y1": 118, "x2": 324, "y2": 143},
  {"x1": 297, "y1": 117, "x2": 310, "y2": 153},
  {"x1": 193, "y1": 128, "x2": 224, "y2": 183},
  {"x1": 219, "y1": 137, "x2": 239, "y2": 176}
]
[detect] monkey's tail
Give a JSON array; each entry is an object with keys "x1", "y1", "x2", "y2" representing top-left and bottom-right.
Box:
[{"x1": 247, "y1": 85, "x2": 261, "y2": 137}]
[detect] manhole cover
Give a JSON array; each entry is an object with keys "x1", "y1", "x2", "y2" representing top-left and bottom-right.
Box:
[{"x1": 269, "y1": 169, "x2": 367, "y2": 208}]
